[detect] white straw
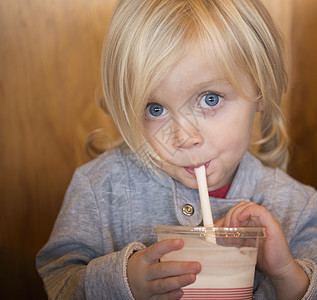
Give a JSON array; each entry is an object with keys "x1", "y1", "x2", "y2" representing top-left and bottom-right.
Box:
[{"x1": 195, "y1": 165, "x2": 216, "y2": 243}]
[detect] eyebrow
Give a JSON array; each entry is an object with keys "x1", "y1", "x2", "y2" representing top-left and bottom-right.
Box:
[
  {"x1": 148, "y1": 78, "x2": 232, "y2": 104},
  {"x1": 192, "y1": 78, "x2": 231, "y2": 89}
]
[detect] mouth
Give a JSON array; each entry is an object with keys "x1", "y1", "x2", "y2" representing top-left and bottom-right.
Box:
[{"x1": 184, "y1": 161, "x2": 211, "y2": 176}]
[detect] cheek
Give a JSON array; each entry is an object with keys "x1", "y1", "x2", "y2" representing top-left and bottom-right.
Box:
[
  {"x1": 143, "y1": 120, "x2": 161, "y2": 144},
  {"x1": 215, "y1": 112, "x2": 256, "y2": 151},
  {"x1": 143, "y1": 120, "x2": 172, "y2": 158}
]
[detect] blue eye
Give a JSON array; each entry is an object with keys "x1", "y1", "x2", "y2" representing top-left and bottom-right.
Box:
[
  {"x1": 145, "y1": 103, "x2": 168, "y2": 118},
  {"x1": 200, "y1": 93, "x2": 222, "y2": 108}
]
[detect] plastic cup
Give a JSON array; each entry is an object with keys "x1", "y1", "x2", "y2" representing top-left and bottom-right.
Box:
[{"x1": 154, "y1": 226, "x2": 265, "y2": 300}]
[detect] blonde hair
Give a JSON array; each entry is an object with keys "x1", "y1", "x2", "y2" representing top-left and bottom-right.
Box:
[{"x1": 99, "y1": 0, "x2": 289, "y2": 169}]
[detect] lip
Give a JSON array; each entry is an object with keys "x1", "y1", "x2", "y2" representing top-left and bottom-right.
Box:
[{"x1": 184, "y1": 161, "x2": 211, "y2": 176}]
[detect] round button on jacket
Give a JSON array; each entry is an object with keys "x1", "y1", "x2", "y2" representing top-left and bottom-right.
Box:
[{"x1": 182, "y1": 204, "x2": 194, "y2": 216}]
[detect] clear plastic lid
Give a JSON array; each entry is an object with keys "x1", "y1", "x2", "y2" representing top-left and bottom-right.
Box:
[{"x1": 154, "y1": 225, "x2": 266, "y2": 239}]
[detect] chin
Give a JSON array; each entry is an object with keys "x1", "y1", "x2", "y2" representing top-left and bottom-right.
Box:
[{"x1": 177, "y1": 178, "x2": 198, "y2": 189}]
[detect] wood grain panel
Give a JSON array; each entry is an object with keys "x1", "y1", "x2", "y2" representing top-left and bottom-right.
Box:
[
  {"x1": 262, "y1": 0, "x2": 317, "y2": 188},
  {"x1": 288, "y1": 0, "x2": 317, "y2": 188},
  {"x1": 0, "y1": 0, "x2": 118, "y2": 298}
]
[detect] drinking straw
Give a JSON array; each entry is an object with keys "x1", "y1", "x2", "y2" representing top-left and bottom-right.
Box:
[{"x1": 195, "y1": 165, "x2": 216, "y2": 243}]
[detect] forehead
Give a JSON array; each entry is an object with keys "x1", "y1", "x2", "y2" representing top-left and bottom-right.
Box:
[
  {"x1": 150, "y1": 45, "x2": 222, "y2": 93},
  {"x1": 149, "y1": 44, "x2": 255, "y2": 100}
]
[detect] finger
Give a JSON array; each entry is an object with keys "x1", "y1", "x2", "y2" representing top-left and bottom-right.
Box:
[
  {"x1": 238, "y1": 205, "x2": 289, "y2": 246},
  {"x1": 143, "y1": 239, "x2": 184, "y2": 264},
  {"x1": 149, "y1": 273, "x2": 196, "y2": 296},
  {"x1": 239, "y1": 214, "x2": 262, "y2": 227},
  {"x1": 229, "y1": 202, "x2": 258, "y2": 227},
  {"x1": 148, "y1": 261, "x2": 201, "y2": 281},
  {"x1": 223, "y1": 201, "x2": 248, "y2": 227},
  {"x1": 149, "y1": 288, "x2": 183, "y2": 300},
  {"x1": 238, "y1": 204, "x2": 273, "y2": 226},
  {"x1": 214, "y1": 217, "x2": 225, "y2": 227}
]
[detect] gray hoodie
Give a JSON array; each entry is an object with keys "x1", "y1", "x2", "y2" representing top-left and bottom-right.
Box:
[{"x1": 36, "y1": 149, "x2": 317, "y2": 299}]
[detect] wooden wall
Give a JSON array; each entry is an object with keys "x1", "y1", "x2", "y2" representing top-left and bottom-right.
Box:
[
  {"x1": 263, "y1": 0, "x2": 317, "y2": 188},
  {"x1": 0, "y1": 0, "x2": 119, "y2": 298},
  {"x1": 0, "y1": 0, "x2": 316, "y2": 298},
  {"x1": 287, "y1": 0, "x2": 317, "y2": 187}
]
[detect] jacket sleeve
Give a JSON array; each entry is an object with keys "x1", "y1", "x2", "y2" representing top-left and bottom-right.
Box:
[
  {"x1": 253, "y1": 187, "x2": 317, "y2": 300},
  {"x1": 36, "y1": 170, "x2": 145, "y2": 299},
  {"x1": 289, "y1": 192, "x2": 317, "y2": 300}
]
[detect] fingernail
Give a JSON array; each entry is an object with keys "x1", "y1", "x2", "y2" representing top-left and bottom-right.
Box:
[
  {"x1": 174, "y1": 239, "x2": 184, "y2": 247},
  {"x1": 192, "y1": 262, "x2": 201, "y2": 273},
  {"x1": 177, "y1": 289, "x2": 184, "y2": 297},
  {"x1": 187, "y1": 274, "x2": 196, "y2": 284}
]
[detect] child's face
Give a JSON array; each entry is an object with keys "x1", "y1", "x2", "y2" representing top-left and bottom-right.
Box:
[{"x1": 143, "y1": 45, "x2": 260, "y2": 190}]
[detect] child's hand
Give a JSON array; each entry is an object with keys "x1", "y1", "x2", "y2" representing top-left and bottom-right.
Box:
[
  {"x1": 214, "y1": 201, "x2": 309, "y2": 300},
  {"x1": 127, "y1": 239, "x2": 201, "y2": 300},
  {"x1": 214, "y1": 201, "x2": 290, "y2": 276}
]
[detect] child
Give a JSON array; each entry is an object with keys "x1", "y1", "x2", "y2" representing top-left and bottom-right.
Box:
[{"x1": 36, "y1": 0, "x2": 317, "y2": 299}]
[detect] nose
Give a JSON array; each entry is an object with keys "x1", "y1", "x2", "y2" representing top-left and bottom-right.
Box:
[{"x1": 172, "y1": 117, "x2": 204, "y2": 150}]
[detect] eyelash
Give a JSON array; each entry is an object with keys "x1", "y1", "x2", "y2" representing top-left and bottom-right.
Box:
[
  {"x1": 144, "y1": 91, "x2": 225, "y2": 119},
  {"x1": 196, "y1": 91, "x2": 225, "y2": 111},
  {"x1": 144, "y1": 102, "x2": 168, "y2": 119}
]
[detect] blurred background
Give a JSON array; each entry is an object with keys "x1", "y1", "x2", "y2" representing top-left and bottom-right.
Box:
[{"x1": 0, "y1": 0, "x2": 316, "y2": 299}]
